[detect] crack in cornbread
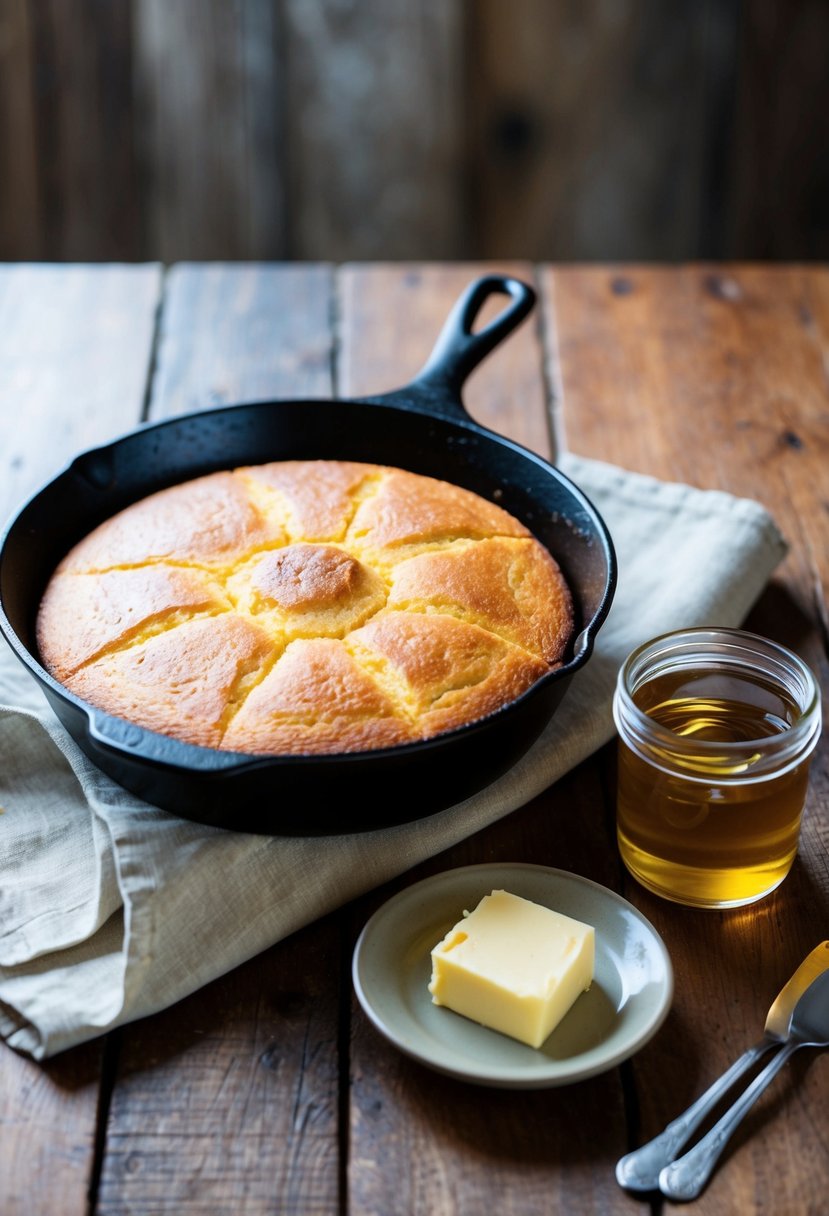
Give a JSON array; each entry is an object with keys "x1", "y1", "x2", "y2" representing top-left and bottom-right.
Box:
[{"x1": 36, "y1": 461, "x2": 574, "y2": 755}]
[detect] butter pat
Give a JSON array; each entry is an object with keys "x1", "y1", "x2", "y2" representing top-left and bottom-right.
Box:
[{"x1": 428, "y1": 889, "x2": 594, "y2": 1048}]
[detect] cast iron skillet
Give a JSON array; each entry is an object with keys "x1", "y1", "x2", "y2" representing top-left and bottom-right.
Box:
[{"x1": 0, "y1": 275, "x2": 616, "y2": 834}]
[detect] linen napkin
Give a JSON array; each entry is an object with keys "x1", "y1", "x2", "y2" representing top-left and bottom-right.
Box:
[{"x1": 0, "y1": 455, "x2": 788, "y2": 1059}]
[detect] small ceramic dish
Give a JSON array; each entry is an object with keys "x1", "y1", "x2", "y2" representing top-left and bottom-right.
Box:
[{"x1": 352, "y1": 862, "x2": 673, "y2": 1088}]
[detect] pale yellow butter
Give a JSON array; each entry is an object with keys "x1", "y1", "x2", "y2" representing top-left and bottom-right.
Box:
[{"x1": 428, "y1": 889, "x2": 594, "y2": 1048}]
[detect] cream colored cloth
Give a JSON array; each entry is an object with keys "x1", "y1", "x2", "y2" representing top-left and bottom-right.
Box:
[{"x1": 0, "y1": 455, "x2": 788, "y2": 1059}]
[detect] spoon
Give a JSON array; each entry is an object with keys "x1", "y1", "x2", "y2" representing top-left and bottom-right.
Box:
[
  {"x1": 615, "y1": 941, "x2": 829, "y2": 1192},
  {"x1": 659, "y1": 966, "x2": 829, "y2": 1200}
]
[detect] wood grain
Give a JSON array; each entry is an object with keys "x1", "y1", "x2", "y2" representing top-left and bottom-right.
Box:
[
  {"x1": 345, "y1": 767, "x2": 631, "y2": 1216},
  {"x1": 147, "y1": 262, "x2": 333, "y2": 418},
  {"x1": 98, "y1": 263, "x2": 342, "y2": 1214},
  {"x1": 281, "y1": 0, "x2": 466, "y2": 261},
  {"x1": 0, "y1": 0, "x2": 41, "y2": 258},
  {"x1": 0, "y1": 263, "x2": 162, "y2": 1216},
  {"x1": 729, "y1": 0, "x2": 829, "y2": 259},
  {"x1": 544, "y1": 262, "x2": 829, "y2": 1215},
  {"x1": 0, "y1": 264, "x2": 162, "y2": 523},
  {"x1": 97, "y1": 919, "x2": 342, "y2": 1216},
  {"x1": 3, "y1": 1, "x2": 827, "y2": 263},
  {"x1": 27, "y1": 0, "x2": 139, "y2": 260},
  {"x1": 341, "y1": 263, "x2": 628, "y2": 1216},
  {"x1": 466, "y1": 0, "x2": 739, "y2": 261},
  {"x1": 2, "y1": 261, "x2": 828, "y2": 1215},
  {"x1": 0, "y1": 1042, "x2": 108, "y2": 1216},
  {"x1": 338, "y1": 262, "x2": 553, "y2": 458},
  {"x1": 132, "y1": 0, "x2": 285, "y2": 261}
]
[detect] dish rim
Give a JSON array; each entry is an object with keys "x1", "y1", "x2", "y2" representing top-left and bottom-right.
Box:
[{"x1": 351, "y1": 861, "x2": 674, "y2": 1088}]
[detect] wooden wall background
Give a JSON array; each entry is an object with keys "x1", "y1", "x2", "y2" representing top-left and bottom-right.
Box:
[{"x1": 1, "y1": 0, "x2": 827, "y2": 265}]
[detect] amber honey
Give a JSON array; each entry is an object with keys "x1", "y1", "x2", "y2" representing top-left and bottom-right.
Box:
[{"x1": 613, "y1": 629, "x2": 821, "y2": 909}]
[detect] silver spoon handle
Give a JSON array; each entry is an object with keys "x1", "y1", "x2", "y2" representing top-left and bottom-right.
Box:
[
  {"x1": 615, "y1": 1040, "x2": 771, "y2": 1191},
  {"x1": 658, "y1": 1042, "x2": 798, "y2": 1200}
]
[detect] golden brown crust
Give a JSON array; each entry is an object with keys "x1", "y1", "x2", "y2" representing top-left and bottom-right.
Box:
[
  {"x1": 386, "y1": 537, "x2": 573, "y2": 664},
  {"x1": 223, "y1": 638, "x2": 416, "y2": 755},
  {"x1": 69, "y1": 615, "x2": 274, "y2": 750},
  {"x1": 347, "y1": 467, "x2": 530, "y2": 554},
  {"x1": 36, "y1": 565, "x2": 229, "y2": 681},
  {"x1": 348, "y1": 613, "x2": 550, "y2": 738},
  {"x1": 239, "y1": 460, "x2": 374, "y2": 541},
  {"x1": 37, "y1": 461, "x2": 574, "y2": 755},
  {"x1": 58, "y1": 472, "x2": 284, "y2": 571}
]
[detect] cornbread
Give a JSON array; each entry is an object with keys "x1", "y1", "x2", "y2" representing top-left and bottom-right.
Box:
[
  {"x1": 428, "y1": 890, "x2": 595, "y2": 1048},
  {"x1": 36, "y1": 461, "x2": 574, "y2": 755}
]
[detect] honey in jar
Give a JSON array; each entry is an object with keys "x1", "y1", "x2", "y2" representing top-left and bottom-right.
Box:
[{"x1": 613, "y1": 628, "x2": 821, "y2": 909}]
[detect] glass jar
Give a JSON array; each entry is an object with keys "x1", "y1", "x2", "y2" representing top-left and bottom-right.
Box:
[{"x1": 613, "y1": 628, "x2": 822, "y2": 909}]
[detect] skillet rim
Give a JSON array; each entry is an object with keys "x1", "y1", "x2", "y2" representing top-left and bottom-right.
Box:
[{"x1": 0, "y1": 392, "x2": 617, "y2": 776}]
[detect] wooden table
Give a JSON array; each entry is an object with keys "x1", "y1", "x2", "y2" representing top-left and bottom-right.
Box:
[{"x1": 1, "y1": 262, "x2": 827, "y2": 1215}]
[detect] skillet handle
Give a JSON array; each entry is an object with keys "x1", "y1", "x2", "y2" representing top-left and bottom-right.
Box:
[{"x1": 369, "y1": 275, "x2": 536, "y2": 421}]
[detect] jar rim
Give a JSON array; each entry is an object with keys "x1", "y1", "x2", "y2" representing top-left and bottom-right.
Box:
[{"x1": 614, "y1": 626, "x2": 822, "y2": 773}]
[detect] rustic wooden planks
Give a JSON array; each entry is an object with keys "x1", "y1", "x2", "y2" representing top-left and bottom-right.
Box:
[
  {"x1": 340, "y1": 262, "x2": 629, "y2": 1216},
  {"x1": 344, "y1": 768, "x2": 631, "y2": 1216},
  {"x1": 146, "y1": 262, "x2": 334, "y2": 418},
  {"x1": 338, "y1": 261, "x2": 552, "y2": 456},
  {"x1": 97, "y1": 263, "x2": 342, "y2": 1216},
  {"x1": 467, "y1": 0, "x2": 740, "y2": 261},
  {"x1": 3, "y1": 1, "x2": 828, "y2": 263},
  {"x1": 132, "y1": 0, "x2": 285, "y2": 263},
  {"x1": 0, "y1": 263, "x2": 162, "y2": 524},
  {"x1": 545, "y1": 263, "x2": 829, "y2": 1215},
  {"x1": 729, "y1": 0, "x2": 829, "y2": 259},
  {"x1": 1, "y1": 261, "x2": 827, "y2": 1215},
  {"x1": 0, "y1": 263, "x2": 162, "y2": 1216},
  {"x1": 96, "y1": 920, "x2": 343, "y2": 1216},
  {"x1": 24, "y1": 0, "x2": 139, "y2": 260},
  {"x1": 279, "y1": 1, "x2": 466, "y2": 261},
  {"x1": 0, "y1": 0, "x2": 41, "y2": 259},
  {"x1": 131, "y1": 0, "x2": 467, "y2": 263}
]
